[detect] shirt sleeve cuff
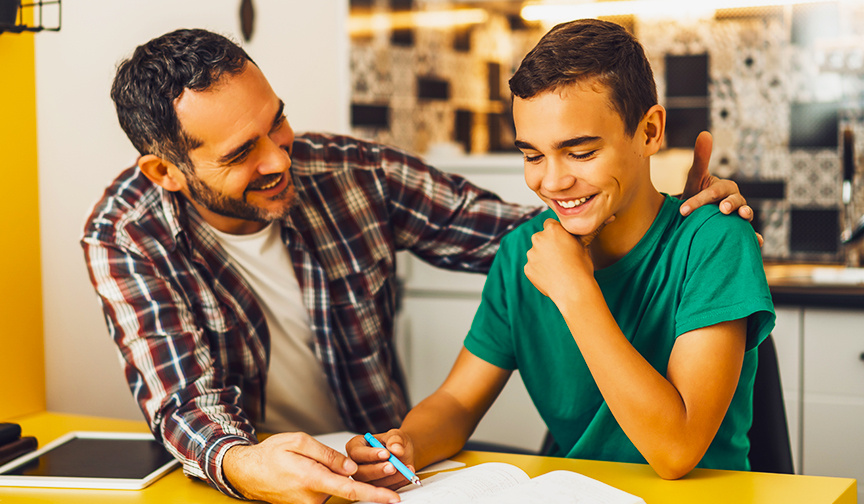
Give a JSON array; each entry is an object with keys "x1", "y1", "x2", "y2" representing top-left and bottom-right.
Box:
[{"x1": 203, "y1": 435, "x2": 255, "y2": 499}]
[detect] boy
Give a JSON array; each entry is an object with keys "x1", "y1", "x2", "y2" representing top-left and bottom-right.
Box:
[{"x1": 348, "y1": 19, "x2": 775, "y2": 482}]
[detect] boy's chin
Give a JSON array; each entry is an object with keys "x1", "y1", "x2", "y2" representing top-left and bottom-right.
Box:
[{"x1": 560, "y1": 221, "x2": 601, "y2": 238}]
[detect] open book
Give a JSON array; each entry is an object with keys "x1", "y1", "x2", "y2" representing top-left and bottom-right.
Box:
[{"x1": 358, "y1": 462, "x2": 645, "y2": 504}]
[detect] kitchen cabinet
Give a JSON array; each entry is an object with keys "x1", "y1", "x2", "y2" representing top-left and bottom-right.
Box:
[
  {"x1": 773, "y1": 305, "x2": 864, "y2": 503},
  {"x1": 801, "y1": 308, "x2": 864, "y2": 503},
  {"x1": 772, "y1": 306, "x2": 803, "y2": 473}
]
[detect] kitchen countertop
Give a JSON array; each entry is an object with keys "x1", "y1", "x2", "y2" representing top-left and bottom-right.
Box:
[{"x1": 764, "y1": 262, "x2": 864, "y2": 309}]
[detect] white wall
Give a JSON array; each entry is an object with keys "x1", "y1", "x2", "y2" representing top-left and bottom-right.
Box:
[{"x1": 36, "y1": 0, "x2": 350, "y2": 419}]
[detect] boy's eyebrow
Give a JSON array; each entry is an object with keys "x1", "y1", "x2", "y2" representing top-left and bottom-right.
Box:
[
  {"x1": 217, "y1": 100, "x2": 286, "y2": 165},
  {"x1": 514, "y1": 140, "x2": 536, "y2": 150},
  {"x1": 555, "y1": 136, "x2": 601, "y2": 150},
  {"x1": 514, "y1": 136, "x2": 602, "y2": 152}
]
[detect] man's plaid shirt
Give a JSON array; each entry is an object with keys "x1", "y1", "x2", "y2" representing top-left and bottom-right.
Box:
[{"x1": 81, "y1": 133, "x2": 537, "y2": 497}]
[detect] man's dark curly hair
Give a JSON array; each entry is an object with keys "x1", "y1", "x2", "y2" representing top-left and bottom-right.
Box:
[
  {"x1": 110, "y1": 28, "x2": 254, "y2": 171},
  {"x1": 509, "y1": 19, "x2": 657, "y2": 137}
]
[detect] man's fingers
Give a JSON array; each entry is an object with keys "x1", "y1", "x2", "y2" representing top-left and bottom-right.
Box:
[
  {"x1": 292, "y1": 434, "x2": 358, "y2": 476},
  {"x1": 681, "y1": 131, "x2": 713, "y2": 199},
  {"x1": 315, "y1": 468, "x2": 400, "y2": 504},
  {"x1": 680, "y1": 178, "x2": 737, "y2": 216}
]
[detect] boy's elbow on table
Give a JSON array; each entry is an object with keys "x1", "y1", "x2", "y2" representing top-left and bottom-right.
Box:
[{"x1": 649, "y1": 449, "x2": 704, "y2": 480}]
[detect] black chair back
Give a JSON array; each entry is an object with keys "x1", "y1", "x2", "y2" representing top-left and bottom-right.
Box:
[{"x1": 748, "y1": 333, "x2": 795, "y2": 474}]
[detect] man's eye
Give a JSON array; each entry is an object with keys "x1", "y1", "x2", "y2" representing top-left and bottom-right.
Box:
[
  {"x1": 227, "y1": 150, "x2": 251, "y2": 165},
  {"x1": 524, "y1": 154, "x2": 543, "y2": 163},
  {"x1": 275, "y1": 115, "x2": 287, "y2": 128},
  {"x1": 571, "y1": 150, "x2": 597, "y2": 160}
]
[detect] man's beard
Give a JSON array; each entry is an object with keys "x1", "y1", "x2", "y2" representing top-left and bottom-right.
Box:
[{"x1": 186, "y1": 171, "x2": 294, "y2": 223}]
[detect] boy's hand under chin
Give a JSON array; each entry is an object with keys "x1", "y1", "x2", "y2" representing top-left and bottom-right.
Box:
[{"x1": 524, "y1": 216, "x2": 615, "y2": 302}]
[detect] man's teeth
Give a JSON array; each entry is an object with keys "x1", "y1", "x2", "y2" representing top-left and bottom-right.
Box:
[
  {"x1": 257, "y1": 176, "x2": 281, "y2": 190},
  {"x1": 558, "y1": 196, "x2": 591, "y2": 208}
]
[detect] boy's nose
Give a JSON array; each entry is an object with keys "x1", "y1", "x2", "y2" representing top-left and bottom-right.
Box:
[{"x1": 542, "y1": 160, "x2": 576, "y2": 193}]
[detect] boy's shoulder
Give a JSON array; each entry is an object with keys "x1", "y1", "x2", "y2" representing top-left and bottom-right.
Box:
[{"x1": 672, "y1": 196, "x2": 754, "y2": 237}]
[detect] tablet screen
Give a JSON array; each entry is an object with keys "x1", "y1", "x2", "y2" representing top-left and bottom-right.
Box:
[
  {"x1": 0, "y1": 432, "x2": 179, "y2": 489},
  {"x1": 4, "y1": 437, "x2": 174, "y2": 478}
]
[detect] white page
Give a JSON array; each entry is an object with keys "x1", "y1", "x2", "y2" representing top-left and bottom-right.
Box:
[
  {"x1": 473, "y1": 470, "x2": 645, "y2": 504},
  {"x1": 357, "y1": 462, "x2": 529, "y2": 504}
]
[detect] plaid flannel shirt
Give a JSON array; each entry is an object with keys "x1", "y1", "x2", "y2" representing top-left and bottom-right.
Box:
[{"x1": 82, "y1": 133, "x2": 537, "y2": 497}]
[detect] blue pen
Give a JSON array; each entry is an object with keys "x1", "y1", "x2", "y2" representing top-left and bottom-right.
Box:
[{"x1": 364, "y1": 432, "x2": 422, "y2": 486}]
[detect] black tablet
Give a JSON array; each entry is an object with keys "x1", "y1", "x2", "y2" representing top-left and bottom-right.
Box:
[{"x1": 0, "y1": 431, "x2": 179, "y2": 489}]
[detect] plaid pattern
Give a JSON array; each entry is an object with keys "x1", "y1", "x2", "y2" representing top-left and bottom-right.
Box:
[{"x1": 82, "y1": 133, "x2": 537, "y2": 497}]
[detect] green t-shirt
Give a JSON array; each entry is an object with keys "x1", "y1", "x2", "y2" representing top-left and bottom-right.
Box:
[{"x1": 464, "y1": 194, "x2": 776, "y2": 470}]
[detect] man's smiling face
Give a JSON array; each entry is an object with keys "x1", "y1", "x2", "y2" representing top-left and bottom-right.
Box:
[{"x1": 172, "y1": 63, "x2": 296, "y2": 234}]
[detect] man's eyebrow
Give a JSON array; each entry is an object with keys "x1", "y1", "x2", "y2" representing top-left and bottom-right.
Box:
[
  {"x1": 218, "y1": 138, "x2": 257, "y2": 165},
  {"x1": 514, "y1": 140, "x2": 536, "y2": 150},
  {"x1": 272, "y1": 100, "x2": 285, "y2": 129}
]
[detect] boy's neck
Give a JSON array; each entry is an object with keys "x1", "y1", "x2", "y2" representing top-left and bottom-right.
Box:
[{"x1": 589, "y1": 187, "x2": 665, "y2": 270}]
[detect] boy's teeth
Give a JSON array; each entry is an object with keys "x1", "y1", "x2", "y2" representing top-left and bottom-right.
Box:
[{"x1": 558, "y1": 196, "x2": 590, "y2": 208}]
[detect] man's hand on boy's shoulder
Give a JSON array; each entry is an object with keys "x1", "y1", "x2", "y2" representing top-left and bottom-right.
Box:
[{"x1": 676, "y1": 131, "x2": 763, "y2": 247}]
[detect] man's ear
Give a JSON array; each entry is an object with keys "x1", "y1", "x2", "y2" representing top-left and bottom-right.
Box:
[
  {"x1": 138, "y1": 154, "x2": 186, "y2": 192},
  {"x1": 639, "y1": 104, "x2": 666, "y2": 157}
]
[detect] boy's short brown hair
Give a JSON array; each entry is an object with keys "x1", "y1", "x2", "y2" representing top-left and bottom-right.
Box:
[{"x1": 509, "y1": 18, "x2": 657, "y2": 136}]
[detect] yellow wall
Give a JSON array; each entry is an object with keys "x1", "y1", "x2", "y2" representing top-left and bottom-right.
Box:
[{"x1": 0, "y1": 21, "x2": 46, "y2": 420}]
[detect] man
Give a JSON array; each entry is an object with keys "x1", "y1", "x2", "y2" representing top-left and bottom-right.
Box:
[{"x1": 82, "y1": 28, "x2": 753, "y2": 504}]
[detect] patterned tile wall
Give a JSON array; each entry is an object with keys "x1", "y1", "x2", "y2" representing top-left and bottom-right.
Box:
[{"x1": 349, "y1": 1, "x2": 864, "y2": 261}]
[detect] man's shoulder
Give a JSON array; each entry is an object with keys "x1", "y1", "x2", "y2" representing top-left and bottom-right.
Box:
[
  {"x1": 291, "y1": 132, "x2": 426, "y2": 176},
  {"x1": 82, "y1": 166, "x2": 172, "y2": 249},
  {"x1": 291, "y1": 132, "x2": 384, "y2": 174}
]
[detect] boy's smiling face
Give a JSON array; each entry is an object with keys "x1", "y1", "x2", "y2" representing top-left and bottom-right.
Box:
[{"x1": 514, "y1": 80, "x2": 658, "y2": 239}]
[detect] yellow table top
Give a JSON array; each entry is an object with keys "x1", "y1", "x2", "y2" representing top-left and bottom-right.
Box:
[{"x1": 1, "y1": 412, "x2": 857, "y2": 504}]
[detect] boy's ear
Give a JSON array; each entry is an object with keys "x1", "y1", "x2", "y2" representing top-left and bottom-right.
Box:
[
  {"x1": 138, "y1": 154, "x2": 187, "y2": 193},
  {"x1": 639, "y1": 104, "x2": 666, "y2": 157}
]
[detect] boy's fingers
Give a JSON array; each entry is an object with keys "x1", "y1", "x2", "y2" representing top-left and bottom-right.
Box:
[
  {"x1": 578, "y1": 215, "x2": 615, "y2": 248},
  {"x1": 347, "y1": 436, "x2": 391, "y2": 464},
  {"x1": 354, "y1": 460, "x2": 397, "y2": 482}
]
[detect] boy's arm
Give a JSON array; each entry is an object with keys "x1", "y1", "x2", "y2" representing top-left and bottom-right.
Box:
[
  {"x1": 525, "y1": 219, "x2": 747, "y2": 480},
  {"x1": 348, "y1": 349, "x2": 511, "y2": 487}
]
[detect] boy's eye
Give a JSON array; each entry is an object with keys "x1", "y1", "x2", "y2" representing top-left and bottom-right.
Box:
[
  {"x1": 570, "y1": 150, "x2": 597, "y2": 160},
  {"x1": 524, "y1": 154, "x2": 543, "y2": 163}
]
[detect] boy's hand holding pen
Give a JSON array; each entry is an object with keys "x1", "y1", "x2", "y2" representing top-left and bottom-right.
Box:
[{"x1": 346, "y1": 430, "x2": 421, "y2": 490}]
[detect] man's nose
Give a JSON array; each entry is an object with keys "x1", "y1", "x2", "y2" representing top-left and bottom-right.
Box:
[{"x1": 259, "y1": 139, "x2": 291, "y2": 174}]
